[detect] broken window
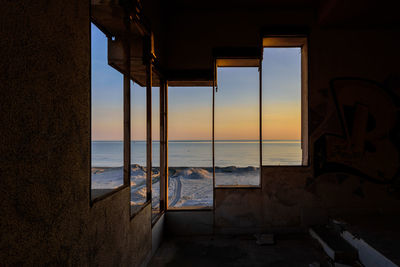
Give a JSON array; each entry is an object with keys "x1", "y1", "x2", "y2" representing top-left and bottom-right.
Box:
[{"x1": 91, "y1": 22, "x2": 124, "y2": 199}]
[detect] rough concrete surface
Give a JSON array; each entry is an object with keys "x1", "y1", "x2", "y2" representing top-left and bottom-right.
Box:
[
  {"x1": 1, "y1": 0, "x2": 400, "y2": 265},
  {"x1": 0, "y1": 1, "x2": 151, "y2": 266},
  {"x1": 149, "y1": 234, "x2": 326, "y2": 267}
]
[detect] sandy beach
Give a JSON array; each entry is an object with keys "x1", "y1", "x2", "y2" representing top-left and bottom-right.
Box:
[{"x1": 92, "y1": 165, "x2": 260, "y2": 208}]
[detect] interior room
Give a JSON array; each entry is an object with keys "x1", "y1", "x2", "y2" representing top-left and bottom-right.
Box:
[{"x1": 1, "y1": 0, "x2": 400, "y2": 266}]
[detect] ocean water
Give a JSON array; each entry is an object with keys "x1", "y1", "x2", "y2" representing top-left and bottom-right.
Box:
[
  {"x1": 92, "y1": 140, "x2": 302, "y2": 206},
  {"x1": 91, "y1": 140, "x2": 302, "y2": 167}
]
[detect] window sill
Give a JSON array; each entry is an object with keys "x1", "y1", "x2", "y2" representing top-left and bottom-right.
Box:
[
  {"x1": 90, "y1": 184, "x2": 128, "y2": 205},
  {"x1": 151, "y1": 210, "x2": 164, "y2": 226},
  {"x1": 130, "y1": 200, "x2": 151, "y2": 220},
  {"x1": 262, "y1": 165, "x2": 310, "y2": 168},
  {"x1": 167, "y1": 206, "x2": 213, "y2": 211},
  {"x1": 215, "y1": 185, "x2": 261, "y2": 189}
]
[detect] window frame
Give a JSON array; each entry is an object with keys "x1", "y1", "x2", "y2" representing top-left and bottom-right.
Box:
[
  {"x1": 213, "y1": 64, "x2": 262, "y2": 189},
  {"x1": 262, "y1": 36, "x2": 309, "y2": 167},
  {"x1": 165, "y1": 85, "x2": 214, "y2": 210},
  {"x1": 90, "y1": 21, "x2": 129, "y2": 205}
]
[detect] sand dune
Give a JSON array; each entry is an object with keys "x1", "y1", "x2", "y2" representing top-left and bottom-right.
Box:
[{"x1": 92, "y1": 165, "x2": 260, "y2": 207}]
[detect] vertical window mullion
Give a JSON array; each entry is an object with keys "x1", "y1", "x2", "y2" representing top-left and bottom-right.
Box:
[
  {"x1": 164, "y1": 82, "x2": 169, "y2": 209},
  {"x1": 159, "y1": 79, "x2": 165, "y2": 212},
  {"x1": 123, "y1": 36, "x2": 131, "y2": 187},
  {"x1": 259, "y1": 59, "x2": 263, "y2": 183},
  {"x1": 146, "y1": 62, "x2": 152, "y2": 202}
]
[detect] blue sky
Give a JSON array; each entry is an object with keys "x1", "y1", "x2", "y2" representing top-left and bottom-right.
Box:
[{"x1": 91, "y1": 23, "x2": 301, "y2": 141}]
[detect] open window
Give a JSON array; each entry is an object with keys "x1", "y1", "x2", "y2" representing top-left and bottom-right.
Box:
[
  {"x1": 151, "y1": 70, "x2": 162, "y2": 219},
  {"x1": 167, "y1": 86, "x2": 213, "y2": 209},
  {"x1": 130, "y1": 81, "x2": 147, "y2": 211},
  {"x1": 262, "y1": 37, "x2": 308, "y2": 166},
  {"x1": 214, "y1": 55, "x2": 262, "y2": 187},
  {"x1": 91, "y1": 22, "x2": 125, "y2": 200},
  {"x1": 90, "y1": 0, "x2": 168, "y2": 222}
]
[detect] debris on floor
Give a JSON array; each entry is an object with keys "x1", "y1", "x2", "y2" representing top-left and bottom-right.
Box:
[{"x1": 255, "y1": 233, "x2": 275, "y2": 245}]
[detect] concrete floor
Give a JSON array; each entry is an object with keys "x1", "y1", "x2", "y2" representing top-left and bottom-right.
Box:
[{"x1": 149, "y1": 234, "x2": 326, "y2": 267}]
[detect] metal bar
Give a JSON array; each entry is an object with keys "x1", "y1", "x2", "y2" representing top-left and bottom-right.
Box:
[
  {"x1": 146, "y1": 62, "x2": 152, "y2": 202},
  {"x1": 301, "y1": 42, "x2": 309, "y2": 165},
  {"x1": 212, "y1": 61, "x2": 216, "y2": 212},
  {"x1": 259, "y1": 59, "x2": 262, "y2": 186},
  {"x1": 123, "y1": 66, "x2": 131, "y2": 186},
  {"x1": 159, "y1": 79, "x2": 166, "y2": 211},
  {"x1": 123, "y1": 18, "x2": 131, "y2": 188},
  {"x1": 165, "y1": 81, "x2": 169, "y2": 209}
]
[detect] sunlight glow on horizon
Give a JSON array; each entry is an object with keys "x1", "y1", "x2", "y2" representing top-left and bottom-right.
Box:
[{"x1": 92, "y1": 22, "x2": 301, "y2": 141}]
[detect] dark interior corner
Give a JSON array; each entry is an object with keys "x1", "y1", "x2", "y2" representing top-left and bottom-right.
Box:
[{"x1": 1, "y1": 0, "x2": 400, "y2": 266}]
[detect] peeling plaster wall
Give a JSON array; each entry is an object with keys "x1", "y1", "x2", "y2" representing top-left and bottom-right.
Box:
[{"x1": 0, "y1": 1, "x2": 151, "y2": 266}]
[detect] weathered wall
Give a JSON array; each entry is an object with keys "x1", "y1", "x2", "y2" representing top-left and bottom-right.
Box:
[
  {"x1": 216, "y1": 165, "x2": 400, "y2": 233},
  {"x1": 165, "y1": 7, "x2": 314, "y2": 70},
  {"x1": 162, "y1": 9, "x2": 400, "y2": 231},
  {"x1": 214, "y1": 26, "x2": 400, "y2": 232},
  {"x1": 0, "y1": 1, "x2": 151, "y2": 266},
  {"x1": 1, "y1": 1, "x2": 400, "y2": 264}
]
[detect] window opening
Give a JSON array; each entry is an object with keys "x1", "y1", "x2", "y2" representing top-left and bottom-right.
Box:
[
  {"x1": 151, "y1": 73, "x2": 161, "y2": 217},
  {"x1": 214, "y1": 67, "x2": 261, "y2": 186},
  {"x1": 168, "y1": 86, "x2": 213, "y2": 208},
  {"x1": 130, "y1": 81, "x2": 147, "y2": 212},
  {"x1": 91, "y1": 22, "x2": 124, "y2": 199},
  {"x1": 262, "y1": 37, "x2": 308, "y2": 166}
]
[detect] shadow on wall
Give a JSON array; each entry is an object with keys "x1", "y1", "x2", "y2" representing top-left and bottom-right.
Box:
[{"x1": 310, "y1": 76, "x2": 400, "y2": 197}]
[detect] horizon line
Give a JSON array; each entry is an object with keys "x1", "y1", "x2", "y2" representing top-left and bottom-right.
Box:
[{"x1": 92, "y1": 139, "x2": 301, "y2": 142}]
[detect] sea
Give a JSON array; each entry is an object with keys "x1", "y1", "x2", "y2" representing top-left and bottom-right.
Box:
[
  {"x1": 91, "y1": 140, "x2": 302, "y2": 168},
  {"x1": 92, "y1": 140, "x2": 302, "y2": 204}
]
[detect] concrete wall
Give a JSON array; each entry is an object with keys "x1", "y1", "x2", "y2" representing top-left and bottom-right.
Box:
[
  {"x1": 1, "y1": 0, "x2": 400, "y2": 264},
  {"x1": 165, "y1": 7, "x2": 314, "y2": 70},
  {"x1": 0, "y1": 1, "x2": 152, "y2": 266},
  {"x1": 165, "y1": 211, "x2": 214, "y2": 236},
  {"x1": 214, "y1": 27, "x2": 400, "y2": 232},
  {"x1": 162, "y1": 7, "x2": 400, "y2": 232}
]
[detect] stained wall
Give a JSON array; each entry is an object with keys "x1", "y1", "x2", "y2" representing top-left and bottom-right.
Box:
[
  {"x1": 0, "y1": 1, "x2": 152, "y2": 266},
  {"x1": 161, "y1": 6, "x2": 400, "y2": 231},
  {"x1": 1, "y1": 0, "x2": 400, "y2": 265},
  {"x1": 214, "y1": 27, "x2": 400, "y2": 232}
]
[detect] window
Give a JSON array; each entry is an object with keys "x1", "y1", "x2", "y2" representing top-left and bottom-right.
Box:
[
  {"x1": 262, "y1": 37, "x2": 308, "y2": 165},
  {"x1": 151, "y1": 74, "x2": 161, "y2": 218},
  {"x1": 168, "y1": 86, "x2": 213, "y2": 208},
  {"x1": 215, "y1": 67, "x2": 261, "y2": 186},
  {"x1": 91, "y1": 22, "x2": 124, "y2": 199},
  {"x1": 130, "y1": 81, "x2": 147, "y2": 210},
  {"x1": 90, "y1": 4, "x2": 164, "y2": 213}
]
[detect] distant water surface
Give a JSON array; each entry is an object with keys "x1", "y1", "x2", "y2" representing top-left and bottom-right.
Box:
[{"x1": 91, "y1": 140, "x2": 302, "y2": 167}]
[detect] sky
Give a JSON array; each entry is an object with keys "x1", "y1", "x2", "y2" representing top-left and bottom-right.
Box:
[{"x1": 91, "y1": 23, "x2": 301, "y2": 141}]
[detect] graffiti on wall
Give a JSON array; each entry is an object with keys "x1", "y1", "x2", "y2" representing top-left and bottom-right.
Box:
[{"x1": 312, "y1": 77, "x2": 400, "y2": 189}]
